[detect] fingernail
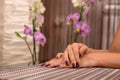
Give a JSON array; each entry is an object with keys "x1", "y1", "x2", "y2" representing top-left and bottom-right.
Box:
[
  {"x1": 52, "y1": 65, "x2": 60, "y2": 68},
  {"x1": 72, "y1": 63, "x2": 75, "y2": 68},
  {"x1": 65, "y1": 61, "x2": 68, "y2": 65},
  {"x1": 45, "y1": 64, "x2": 51, "y2": 67},
  {"x1": 76, "y1": 62, "x2": 79, "y2": 68}
]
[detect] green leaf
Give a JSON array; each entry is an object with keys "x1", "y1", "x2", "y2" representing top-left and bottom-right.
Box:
[{"x1": 15, "y1": 32, "x2": 21, "y2": 37}]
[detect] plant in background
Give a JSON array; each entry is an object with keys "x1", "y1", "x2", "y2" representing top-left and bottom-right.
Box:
[
  {"x1": 66, "y1": 0, "x2": 98, "y2": 43},
  {"x1": 15, "y1": 0, "x2": 46, "y2": 65}
]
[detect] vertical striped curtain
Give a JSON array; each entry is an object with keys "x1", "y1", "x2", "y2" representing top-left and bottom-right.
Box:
[
  {"x1": 102, "y1": 0, "x2": 120, "y2": 49},
  {"x1": 39, "y1": 0, "x2": 120, "y2": 62}
]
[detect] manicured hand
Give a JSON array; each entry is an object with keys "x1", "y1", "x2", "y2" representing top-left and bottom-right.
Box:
[
  {"x1": 59, "y1": 43, "x2": 89, "y2": 67},
  {"x1": 42, "y1": 58, "x2": 72, "y2": 68},
  {"x1": 43, "y1": 52, "x2": 97, "y2": 68}
]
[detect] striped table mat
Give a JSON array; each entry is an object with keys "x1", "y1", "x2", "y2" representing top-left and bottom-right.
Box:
[{"x1": 0, "y1": 64, "x2": 120, "y2": 80}]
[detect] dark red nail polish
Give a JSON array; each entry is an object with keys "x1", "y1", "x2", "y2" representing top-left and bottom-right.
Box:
[
  {"x1": 45, "y1": 64, "x2": 51, "y2": 67},
  {"x1": 52, "y1": 65, "x2": 60, "y2": 68},
  {"x1": 65, "y1": 61, "x2": 68, "y2": 65},
  {"x1": 76, "y1": 62, "x2": 79, "y2": 68},
  {"x1": 72, "y1": 63, "x2": 75, "y2": 68}
]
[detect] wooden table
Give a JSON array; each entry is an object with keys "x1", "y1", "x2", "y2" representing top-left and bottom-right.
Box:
[{"x1": 0, "y1": 64, "x2": 120, "y2": 80}]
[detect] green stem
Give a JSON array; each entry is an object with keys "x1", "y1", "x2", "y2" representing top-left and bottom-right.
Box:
[
  {"x1": 18, "y1": 35, "x2": 35, "y2": 65},
  {"x1": 25, "y1": 40, "x2": 35, "y2": 65},
  {"x1": 24, "y1": 40, "x2": 33, "y2": 58},
  {"x1": 32, "y1": 55, "x2": 35, "y2": 65},
  {"x1": 80, "y1": 6, "x2": 84, "y2": 21},
  {"x1": 74, "y1": 33, "x2": 79, "y2": 42},
  {"x1": 80, "y1": 0, "x2": 89, "y2": 21},
  {"x1": 71, "y1": 24, "x2": 73, "y2": 44},
  {"x1": 32, "y1": 19, "x2": 37, "y2": 63}
]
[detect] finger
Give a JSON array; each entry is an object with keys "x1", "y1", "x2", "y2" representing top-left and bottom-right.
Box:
[
  {"x1": 52, "y1": 65, "x2": 60, "y2": 68},
  {"x1": 78, "y1": 43, "x2": 84, "y2": 48},
  {"x1": 67, "y1": 45, "x2": 76, "y2": 67},
  {"x1": 44, "y1": 61, "x2": 51, "y2": 67},
  {"x1": 44, "y1": 59, "x2": 56, "y2": 67},
  {"x1": 79, "y1": 45, "x2": 88, "y2": 56},
  {"x1": 45, "y1": 61, "x2": 59, "y2": 68},
  {"x1": 60, "y1": 63, "x2": 72, "y2": 68},
  {"x1": 59, "y1": 64, "x2": 67, "y2": 68},
  {"x1": 72, "y1": 43, "x2": 80, "y2": 67},
  {"x1": 56, "y1": 53, "x2": 63, "y2": 59},
  {"x1": 63, "y1": 49, "x2": 70, "y2": 65}
]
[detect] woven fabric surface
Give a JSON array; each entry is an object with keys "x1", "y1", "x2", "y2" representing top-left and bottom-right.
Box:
[{"x1": 0, "y1": 64, "x2": 120, "y2": 80}]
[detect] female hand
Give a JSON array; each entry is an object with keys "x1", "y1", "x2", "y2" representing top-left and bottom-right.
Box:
[
  {"x1": 42, "y1": 57, "x2": 71, "y2": 68},
  {"x1": 42, "y1": 52, "x2": 98, "y2": 68},
  {"x1": 78, "y1": 53, "x2": 98, "y2": 68},
  {"x1": 56, "y1": 43, "x2": 91, "y2": 67}
]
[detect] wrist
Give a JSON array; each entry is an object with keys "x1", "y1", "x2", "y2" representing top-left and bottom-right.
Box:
[
  {"x1": 87, "y1": 53, "x2": 101, "y2": 67},
  {"x1": 87, "y1": 48, "x2": 94, "y2": 53},
  {"x1": 79, "y1": 53, "x2": 100, "y2": 67}
]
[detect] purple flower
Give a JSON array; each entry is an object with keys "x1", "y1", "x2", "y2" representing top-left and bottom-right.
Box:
[
  {"x1": 83, "y1": 6, "x2": 90, "y2": 17},
  {"x1": 90, "y1": 0, "x2": 95, "y2": 5},
  {"x1": 66, "y1": 13, "x2": 80, "y2": 25},
  {"x1": 74, "y1": 22, "x2": 91, "y2": 36},
  {"x1": 34, "y1": 31, "x2": 46, "y2": 46},
  {"x1": 24, "y1": 25, "x2": 32, "y2": 36},
  {"x1": 66, "y1": 13, "x2": 73, "y2": 22},
  {"x1": 72, "y1": 13, "x2": 80, "y2": 21}
]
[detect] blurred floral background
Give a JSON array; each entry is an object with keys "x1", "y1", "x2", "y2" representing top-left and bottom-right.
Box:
[{"x1": 0, "y1": 0, "x2": 120, "y2": 66}]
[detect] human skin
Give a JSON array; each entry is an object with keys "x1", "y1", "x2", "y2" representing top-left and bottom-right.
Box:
[
  {"x1": 44, "y1": 52, "x2": 96, "y2": 68},
  {"x1": 43, "y1": 23, "x2": 120, "y2": 68},
  {"x1": 55, "y1": 43, "x2": 108, "y2": 67},
  {"x1": 43, "y1": 43, "x2": 109, "y2": 68},
  {"x1": 44, "y1": 52, "x2": 120, "y2": 68}
]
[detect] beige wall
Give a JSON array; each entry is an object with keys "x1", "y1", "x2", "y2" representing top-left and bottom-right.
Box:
[
  {"x1": 0, "y1": 0, "x2": 39, "y2": 66},
  {"x1": 3, "y1": 0, "x2": 32, "y2": 66},
  {"x1": 0, "y1": 0, "x2": 4, "y2": 66}
]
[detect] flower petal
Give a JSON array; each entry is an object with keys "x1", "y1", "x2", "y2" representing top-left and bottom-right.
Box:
[
  {"x1": 34, "y1": 31, "x2": 46, "y2": 46},
  {"x1": 24, "y1": 25, "x2": 32, "y2": 36}
]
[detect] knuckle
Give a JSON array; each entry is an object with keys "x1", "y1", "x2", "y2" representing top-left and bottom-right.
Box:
[
  {"x1": 57, "y1": 53, "x2": 60, "y2": 55},
  {"x1": 79, "y1": 43, "x2": 83, "y2": 45},
  {"x1": 83, "y1": 47, "x2": 88, "y2": 51},
  {"x1": 58, "y1": 52, "x2": 62, "y2": 55},
  {"x1": 56, "y1": 54, "x2": 59, "y2": 57},
  {"x1": 72, "y1": 43, "x2": 78, "y2": 46},
  {"x1": 67, "y1": 44, "x2": 71, "y2": 48},
  {"x1": 65, "y1": 49, "x2": 68, "y2": 53},
  {"x1": 83, "y1": 45, "x2": 88, "y2": 48}
]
